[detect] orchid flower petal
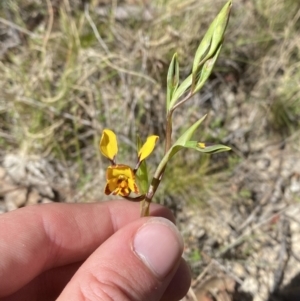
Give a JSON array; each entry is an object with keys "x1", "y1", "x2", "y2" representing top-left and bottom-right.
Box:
[
  {"x1": 100, "y1": 129, "x2": 118, "y2": 161},
  {"x1": 138, "y1": 135, "x2": 159, "y2": 162}
]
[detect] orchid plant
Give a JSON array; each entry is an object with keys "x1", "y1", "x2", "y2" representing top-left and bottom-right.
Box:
[{"x1": 100, "y1": 1, "x2": 232, "y2": 217}]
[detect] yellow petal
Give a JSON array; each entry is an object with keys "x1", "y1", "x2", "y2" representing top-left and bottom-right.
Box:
[
  {"x1": 118, "y1": 186, "x2": 131, "y2": 197},
  {"x1": 110, "y1": 178, "x2": 119, "y2": 191},
  {"x1": 128, "y1": 178, "x2": 139, "y2": 194},
  {"x1": 104, "y1": 181, "x2": 114, "y2": 195},
  {"x1": 108, "y1": 165, "x2": 134, "y2": 179},
  {"x1": 138, "y1": 135, "x2": 159, "y2": 161},
  {"x1": 100, "y1": 129, "x2": 118, "y2": 160},
  {"x1": 198, "y1": 142, "x2": 206, "y2": 149}
]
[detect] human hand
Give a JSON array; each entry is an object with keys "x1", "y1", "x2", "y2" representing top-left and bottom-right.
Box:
[{"x1": 0, "y1": 200, "x2": 191, "y2": 301}]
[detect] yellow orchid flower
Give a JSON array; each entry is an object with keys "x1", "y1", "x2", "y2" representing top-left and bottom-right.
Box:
[
  {"x1": 100, "y1": 129, "x2": 159, "y2": 197},
  {"x1": 105, "y1": 165, "x2": 139, "y2": 196}
]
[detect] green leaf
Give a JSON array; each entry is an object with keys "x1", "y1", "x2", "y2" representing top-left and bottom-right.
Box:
[
  {"x1": 192, "y1": 21, "x2": 215, "y2": 75},
  {"x1": 168, "y1": 1, "x2": 231, "y2": 110},
  {"x1": 175, "y1": 114, "x2": 207, "y2": 146},
  {"x1": 136, "y1": 161, "x2": 149, "y2": 194},
  {"x1": 164, "y1": 114, "x2": 207, "y2": 160},
  {"x1": 184, "y1": 141, "x2": 231, "y2": 153},
  {"x1": 169, "y1": 44, "x2": 222, "y2": 110},
  {"x1": 135, "y1": 135, "x2": 149, "y2": 193},
  {"x1": 192, "y1": 1, "x2": 232, "y2": 77},
  {"x1": 153, "y1": 115, "x2": 207, "y2": 178},
  {"x1": 194, "y1": 43, "x2": 223, "y2": 93},
  {"x1": 166, "y1": 53, "x2": 179, "y2": 111},
  {"x1": 169, "y1": 74, "x2": 192, "y2": 110}
]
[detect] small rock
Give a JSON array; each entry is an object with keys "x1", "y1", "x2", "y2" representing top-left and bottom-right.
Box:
[
  {"x1": 241, "y1": 277, "x2": 259, "y2": 295},
  {"x1": 4, "y1": 188, "x2": 27, "y2": 208},
  {"x1": 290, "y1": 175, "x2": 300, "y2": 193},
  {"x1": 34, "y1": 184, "x2": 55, "y2": 199},
  {"x1": 0, "y1": 178, "x2": 16, "y2": 195},
  {"x1": 5, "y1": 198, "x2": 18, "y2": 211},
  {"x1": 26, "y1": 189, "x2": 42, "y2": 206},
  {"x1": 40, "y1": 198, "x2": 53, "y2": 204},
  {"x1": 195, "y1": 277, "x2": 236, "y2": 301},
  {"x1": 197, "y1": 229, "x2": 206, "y2": 240},
  {"x1": 3, "y1": 154, "x2": 27, "y2": 183},
  {"x1": 256, "y1": 158, "x2": 270, "y2": 170},
  {"x1": 231, "y1": 262, "x2": 246, "y2": 279}
]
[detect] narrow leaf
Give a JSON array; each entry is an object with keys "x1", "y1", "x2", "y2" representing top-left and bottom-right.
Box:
[
  {"x1": 192, "y1": 21, "x2": 216, "y2": 75},
  {"x1": 194, "y1": 43, "x2": 223, "y2": 93},
  {"x1": 153, "y1": 115, "x2": 207, "y2": 178},
  {"x1": 163, "y1": 115, "x2": 207, "y2": 163},
  {"x1": 169, "y1": 74, "x2": 192, "y2": 110},
  {"x1": 169, "y1": 0, "x2": 231, "y2": 110},
  {"x1": 175, "y1": 114, "x2": 207, "y2": 146},
  {"x1": 192, "y1": 1, "x2": 232, "y2": 76},
  {"x1": 166, "y1": 53, "x2": 180, "y2": 111},
  {"x1": 184, "y1": 141, "x2": 231, "y2": 153}
]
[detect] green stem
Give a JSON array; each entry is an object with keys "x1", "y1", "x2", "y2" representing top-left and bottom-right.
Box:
[
  {"x1": 140, "y1": 89, "x2": 195, "y2": 217},
  {"x1": 165, "y1": 112, "x2": 173, "y2": 154},
  {"x1": 140, "y1": 150, "x2": 172, "y2": 217},
  {"x1": 141, "y1": 177, "x2": 160, "y2": 217},
  {"x1": 171, "y1": 90, "x2": 193, "y2": 112}
]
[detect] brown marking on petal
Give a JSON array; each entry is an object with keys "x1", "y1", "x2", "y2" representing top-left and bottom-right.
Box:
[{"x1": 104, "y1": 183, "x2": 112, "y2": 195}]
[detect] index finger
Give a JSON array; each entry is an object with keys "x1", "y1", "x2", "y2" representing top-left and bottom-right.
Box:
[{"x1": 0, "y1": 200, "x2": 175, "y2": 297}]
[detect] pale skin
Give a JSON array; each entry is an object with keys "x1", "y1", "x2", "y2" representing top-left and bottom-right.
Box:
[{"x1": 0, "y1": 201, "x2": 191, "y2": 301}]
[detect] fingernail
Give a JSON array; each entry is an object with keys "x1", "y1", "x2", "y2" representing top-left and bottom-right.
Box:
[{"x1": 133, "y1": 217, "x2": 183, "y2": 279}]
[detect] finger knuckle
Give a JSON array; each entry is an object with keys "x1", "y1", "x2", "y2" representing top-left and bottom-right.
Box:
[{"x1": 80, "y1": 269, "x2": 135, "y2": 301}]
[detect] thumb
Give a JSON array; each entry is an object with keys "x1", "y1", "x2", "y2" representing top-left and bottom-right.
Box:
[{"x1": 57, "y1": 217, "x2": 186, "y2": 301}]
